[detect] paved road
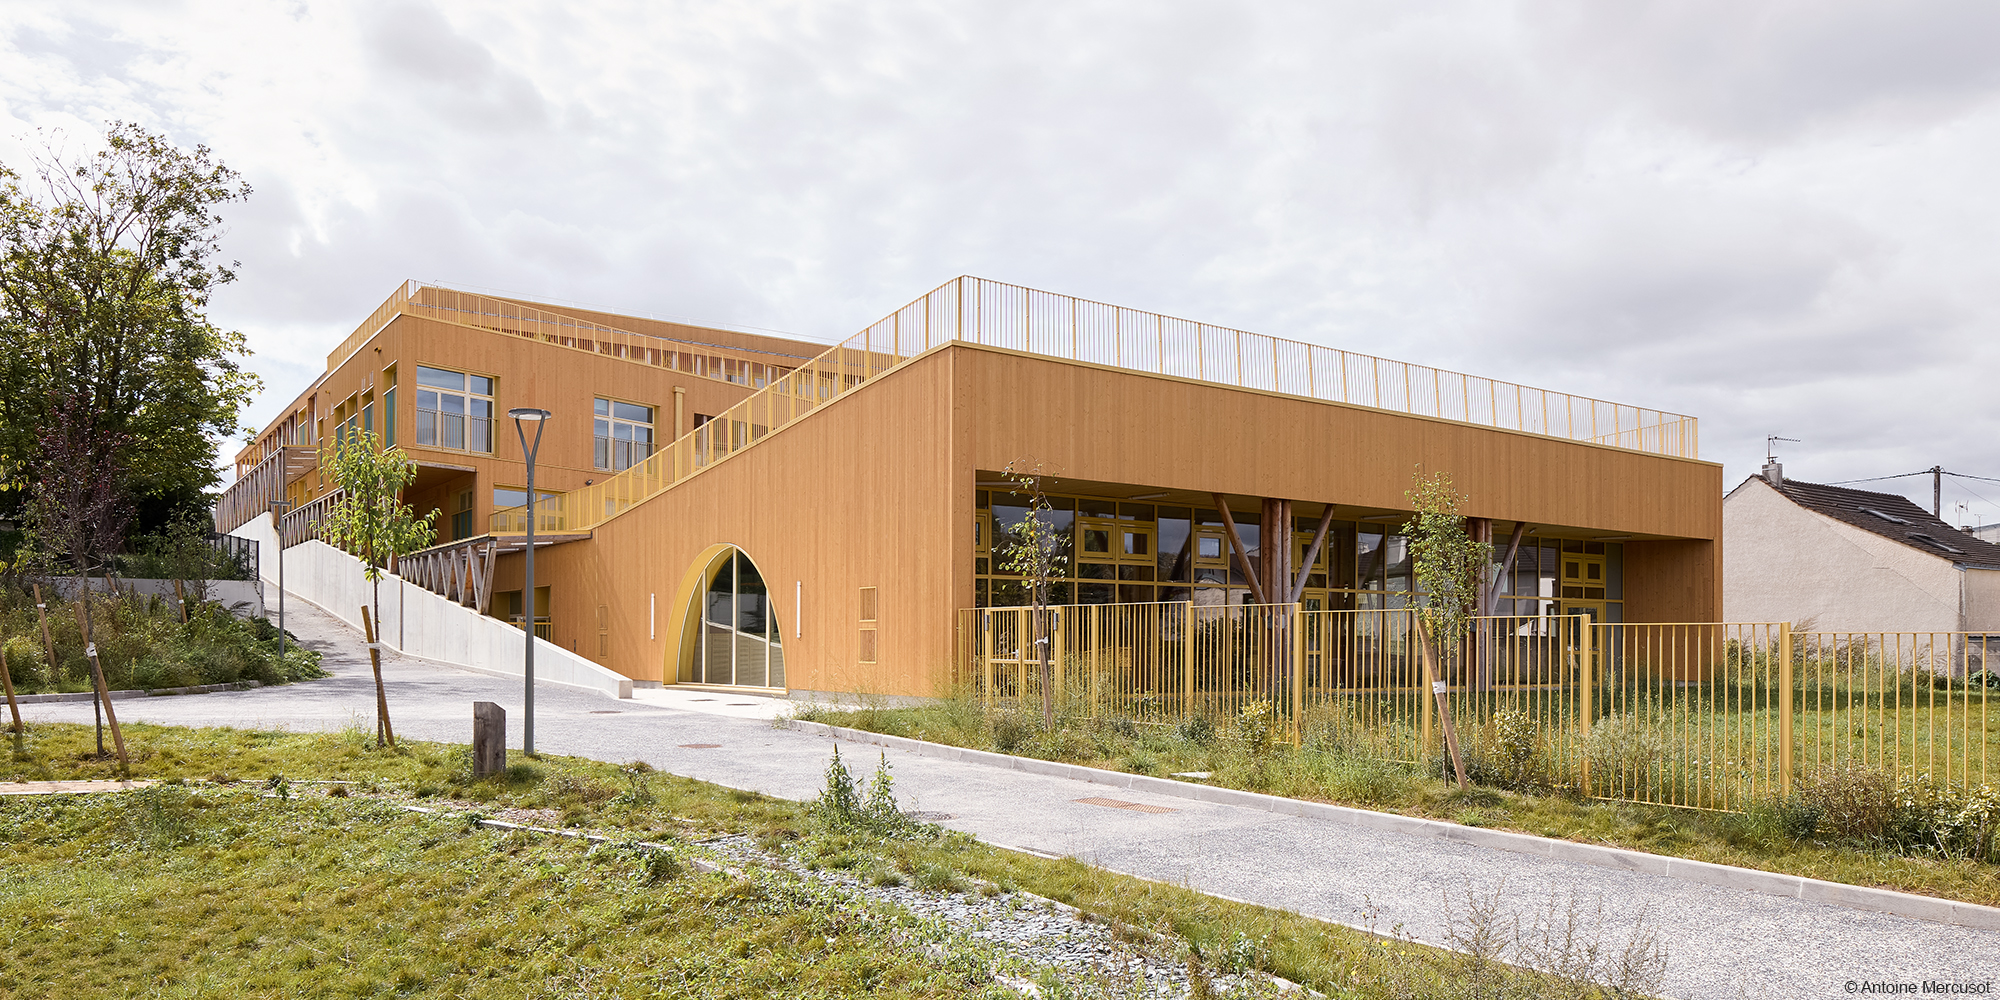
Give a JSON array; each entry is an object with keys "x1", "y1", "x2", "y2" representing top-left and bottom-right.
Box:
[{"x1": 23, "y1": 597, "x2": 1999, "y2": 998}]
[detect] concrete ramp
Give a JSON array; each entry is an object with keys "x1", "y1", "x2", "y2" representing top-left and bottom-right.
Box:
[{"x1": 230, "y1": 513, "x2": 633, "y2": 700}]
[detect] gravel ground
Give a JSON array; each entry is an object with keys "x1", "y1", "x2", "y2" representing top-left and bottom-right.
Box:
[{"x1": 700, "y1": 831, "x2": 1295, "y2": 999}]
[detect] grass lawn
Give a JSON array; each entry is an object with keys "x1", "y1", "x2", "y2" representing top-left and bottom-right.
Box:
[
  {"x1": 2, "y1": 722, "x2": 1666, "y2": 999},
  {"x1": 792, "y1": 699, "x2": 2000, "y2": 909}
]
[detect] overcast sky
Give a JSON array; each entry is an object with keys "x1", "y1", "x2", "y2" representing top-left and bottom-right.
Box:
[{"x1": 4, "y1": 1, "x2": 1997, "y2": 523}]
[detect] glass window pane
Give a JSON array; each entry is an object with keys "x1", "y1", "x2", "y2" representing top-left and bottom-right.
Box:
[
  {"x1": 613, "y1": 401, "x2": 651, "y2": 422},
  {"x1": 1198, "y1": 536, "x2": 1222, "y2": 559},
  {"x1": 470, "y1": 398, "x2": 491, "y2": 417},
  {"x1": 468, "y1": 375, "x2": 492, "y2": 395},
  {"x1": 1083, "y1": 528, "x2": 1111, "y2": 553},
  {"x1": 594, "y1": 398, "x2": 611, "y2": 415},
  {"x1": 440, "y1": 395, "x2": 465, "y2": 415},
  {"x1": 494, "y1": 488, "x2": 528, "y2": 509},
  {"x1": 595, "y1": 418, "x2": 610, "y2": 436},
  {"x1": 416, "y1": 389, "x2": 438, "y2": 410},
  {"x1": 416, "y1": 366, "x2": 464, "y2": 390},
  {"x1": 1124, "y1": 532, "x2": 1148, "y2": 556}
]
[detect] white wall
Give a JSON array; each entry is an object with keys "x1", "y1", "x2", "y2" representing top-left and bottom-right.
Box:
[
  {"x1": 231, "y1": 513, "x2": 632, "y2": 699},
  {"x1": 1965, "y1": 569, "x2": 2000, "y2": 633},
  {"x1": 1724, "y1": 477, "x2": 1964, "y2": 633},
  {"x1": 56, "y1": 577, "x2": 265, "y2": 618}
]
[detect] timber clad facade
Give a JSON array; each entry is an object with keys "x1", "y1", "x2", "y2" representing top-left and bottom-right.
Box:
[{"x1": 220, "y1": 279, "x2": 1722, "y2": 698}]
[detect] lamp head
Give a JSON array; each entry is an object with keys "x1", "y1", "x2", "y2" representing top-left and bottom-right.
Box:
[{"x1": 509, "y1": 407, "x2": 552, "y2": 422}]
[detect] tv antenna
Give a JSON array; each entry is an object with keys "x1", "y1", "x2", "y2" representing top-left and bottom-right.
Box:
[{"x1": 1766, "y1": 436, "x2": 1799, "y2": 463}]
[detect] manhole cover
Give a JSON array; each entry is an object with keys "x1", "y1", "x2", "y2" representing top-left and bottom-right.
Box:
[
  {"x1": 679, "y1": 743, "x2": 722, "y2": 749},
  {"x1": 588, "y1": 710, "x2": 621, "y2": 714},
  {"x1": 1074, "y1": 796, "x2": 1178, "y2": 815}
]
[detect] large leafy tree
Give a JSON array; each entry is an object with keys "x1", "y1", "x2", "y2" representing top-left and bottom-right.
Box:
[{"x1": 0, "y1": 122, "x2": 259, "y2": 542}]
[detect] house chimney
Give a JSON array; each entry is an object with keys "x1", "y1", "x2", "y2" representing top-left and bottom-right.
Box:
[{"x1": 1762, "y1": 460, "x2": 1784, "y2": 487}]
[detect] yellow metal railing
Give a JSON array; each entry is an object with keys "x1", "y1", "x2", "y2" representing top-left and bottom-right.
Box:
[
  {"x1": 491, "y1": 277, "x2": 1701, "y2": 535},
  {"x1": 955, "y1": 604, "x2": 1997, "y2": 812},
  {"x1": 325, "y1": 281, "x2": 816, "y2": 389}
]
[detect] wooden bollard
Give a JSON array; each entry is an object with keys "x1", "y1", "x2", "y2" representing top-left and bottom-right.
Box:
[{"x1": 473, "y1": 702, "x2": 506, "y2": 779}]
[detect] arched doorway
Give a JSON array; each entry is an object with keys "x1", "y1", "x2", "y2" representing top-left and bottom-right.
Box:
[{"x1": 675, "y1": 545, "x2": 786, "y2": 689}]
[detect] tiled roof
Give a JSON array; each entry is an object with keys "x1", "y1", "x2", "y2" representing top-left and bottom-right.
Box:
[{"x1": 1765, "y1": 478, "x2": 2000, "y2": 570}]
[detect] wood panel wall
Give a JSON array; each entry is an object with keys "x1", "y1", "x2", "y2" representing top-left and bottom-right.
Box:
[{"x1": 493, "y1": 343, "x2": 1721, "y2": 697}]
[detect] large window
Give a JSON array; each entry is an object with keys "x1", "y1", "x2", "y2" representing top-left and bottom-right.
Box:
[
  {"x1": 594, "y1": 398, "x2": 655, "y2": 471},
  {"x1": 415, "y1": 365, "x2": 493, "y2": 452},
  {"x1": 972, "y1": 486, "x2": 1623, "y2": 618},
  {"x1": 681, "y1": 547, "x2": 785, "y2": 688}
]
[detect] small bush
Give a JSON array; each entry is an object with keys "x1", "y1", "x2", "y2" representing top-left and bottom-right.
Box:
[
  {"x1": 990, "y1": 712, "x2": 1035, "y2": 754},
  {"x1": 1177, "y1": 714, "x2": 1216, "y2": 747},
  {"x1": 2, "y1": 635, "x2": 46, "y2": 688},
  {"x1": 1798, "y1": 763, "x2": 1897, "y2": 840},
  {"x1": 1232, "y1": 700, "x2": 1276, "y2": 756}
]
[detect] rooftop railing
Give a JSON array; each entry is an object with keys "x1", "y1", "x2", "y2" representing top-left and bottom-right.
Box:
[
  {"x1": 324, "y1": 281, "x2": 817, "y2": 380},
  {"x1": 490, "y1": 276, "x2": 1700, "y2": 536}
]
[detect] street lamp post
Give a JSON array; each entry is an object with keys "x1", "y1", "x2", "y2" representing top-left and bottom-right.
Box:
[
  {"x1": 269, "y1": 499, "x2": 291, "y2": 667},
  {"x1": 510, "y1": 407, "x2": 551, "y2": 756}
]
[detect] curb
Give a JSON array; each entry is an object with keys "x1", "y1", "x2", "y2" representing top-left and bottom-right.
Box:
[
  {"x1": 781, "y1": 719, "x2": 2000, "y2": 932},
  {"x1": 11, "y1": 681, "x2": 265, "y2": 705}
]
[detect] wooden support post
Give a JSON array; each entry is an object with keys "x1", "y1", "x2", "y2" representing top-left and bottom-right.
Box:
[
  {"x1": 1415, "y1": 615, "x2": 1469, "y2": 791},
  {"x1": 76, "y1": 594, "x2": 130, "y2": 773},
  {"x1": 473, "y1": 701, "x2": 506, "y2": 778},
  {"x1": 361, "y1": 605, "x2": 396, "y2": 747},
  {"x1": 1210, "y1": 495, "x2": 1267, "y2": 605},
  {"x1": 173, "y1": 578, "x2": 188, "y2": 624},
  {"x1": 32, "y1": 584, "x2": 58, "y2": 688},
  {"x1": 2, "y1": 645, "x2": 21, "y2": 735}
]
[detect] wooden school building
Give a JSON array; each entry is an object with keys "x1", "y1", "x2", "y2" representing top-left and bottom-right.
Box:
[{"x1": 216, "y1": 278, "x2": 1720, "y2": 699}]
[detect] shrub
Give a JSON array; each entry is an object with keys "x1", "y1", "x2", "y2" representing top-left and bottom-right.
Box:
[
  {"x1": 1890, "y1": 774, "x2": 2000, "y2": 862},
  {"x1": 2, "y1": 635, "x2": 45, "y2": 688},
  {"x1": 1177, "y1": 714, "x2": 1216, "y2": 747},
  {"x1": 1798, "y1": 763, "x2": 1898, "y2": 840},
  {"x1": 990, "y1": 712, "x2": 1035, "y2": 754},
  {"x1": 1232, "y1": 700, "x2": 1276, "y2": 756}
]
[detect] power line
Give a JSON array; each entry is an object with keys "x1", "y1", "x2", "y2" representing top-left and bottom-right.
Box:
[
  {"x1": 1827, "y1": 471, "x2": 1931, "y2": 485},
  {"x1": 1945, "y1": 471, "x2": 2000, "y2": 485}
]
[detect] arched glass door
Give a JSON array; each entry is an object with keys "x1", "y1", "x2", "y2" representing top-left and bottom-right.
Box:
[{"x1": 691, "y1": 547, "x2": 786, "y2": 688}]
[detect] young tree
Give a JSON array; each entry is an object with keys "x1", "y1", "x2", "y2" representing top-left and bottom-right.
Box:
[
  {"x1": 317, "y1": 430, "x2": 437, "y2": 747},
  {"x1": 0, "y1": 122, "x2": 259, "y2": 535},
  {"x1": 998, "y1": 459, "x2": 1069, "y2": 731},
  {"x1": 1404, "y1": 469, "x2": 1490, "y2": 790}
]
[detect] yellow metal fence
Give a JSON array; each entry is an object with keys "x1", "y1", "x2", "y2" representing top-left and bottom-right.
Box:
[{"x1": 957, "y1": 603, "x2": 1998, "y2": 812}]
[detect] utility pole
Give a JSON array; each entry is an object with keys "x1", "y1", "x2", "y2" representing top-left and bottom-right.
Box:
[{"x1": 1932, "y1": 466, "x2": 1944, "y2": 517}]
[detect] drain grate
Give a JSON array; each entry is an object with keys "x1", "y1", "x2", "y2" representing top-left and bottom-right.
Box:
[
  {"x1": 688, "y1": 698, "x2": 716, "y2": 702},
  {"x1": 1074, "y1": 796, "x2": 1178, "y2": 815},
  {"x1": 678, "y1": 743, "x2": 722, "y2": 749},
  {"x1": 588, "y1": 710, "x2": 620, "y2": 714},
  {"x1": 727, "y1": 703, "x2": 757, "y2": 707}
]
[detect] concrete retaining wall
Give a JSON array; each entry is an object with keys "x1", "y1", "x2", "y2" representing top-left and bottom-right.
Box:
[
  {"x1": 230, "y1": 513, "x2": 631, "y2": 699},
  {"x1": 43, "y1": 577, "x2": 264, "y2": 618}
]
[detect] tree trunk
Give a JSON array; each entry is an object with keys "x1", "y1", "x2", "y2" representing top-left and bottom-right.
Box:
[
  {"x1": 362, "y1": 601, "x2": 395, "y2": 748},
  {"x1": 76, "y1": 586, "x2": 130, "y2": 774}
]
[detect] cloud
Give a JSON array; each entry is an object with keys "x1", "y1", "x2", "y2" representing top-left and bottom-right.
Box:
[{"x1": 2, "y1": 0, "x2": 1999, "y2": 522}]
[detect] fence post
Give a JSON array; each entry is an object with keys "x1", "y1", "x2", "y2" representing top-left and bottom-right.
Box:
[
  {"x1": 1090, "y1": 603, "x2": 1101, "y2": 719},
  {"x1": 982, "y1": 610, "x2": 993, "y2": 710},
  {"x1": 1579, "y1": 616, "x2": 1594, "y2": 794},
  {"x1": 1053, "y1": 608, "x2": 1066, "y2": 720},
  {"x1": 1418, "y1": 612, "x2": 1432, "y2": 756},
  {"x1": 1291, "y1": 604, "x2": 1304, "y2": 744},
  {"x1": 1778, "y1": 621, "x2": 1794, "y2": 795},
  {"x1": 1183, "y1": 601, "x2": 1195, "y2": 720}
]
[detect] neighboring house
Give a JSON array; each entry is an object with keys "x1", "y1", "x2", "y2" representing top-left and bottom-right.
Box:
[
  {"x1": 1971, "y1": 523, "x2": 2000, "y2": 547},
  {"x1": 1723, "y1": 465, "x2": 2000, "y2": 634},
  {"x1": 218, "y1": 277, "x2": 1722, "y2": 699}
]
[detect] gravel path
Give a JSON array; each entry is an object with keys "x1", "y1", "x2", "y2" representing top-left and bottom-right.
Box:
[{"x1": 23, "y1": 594, "x2": 2000, "y2": 998}]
